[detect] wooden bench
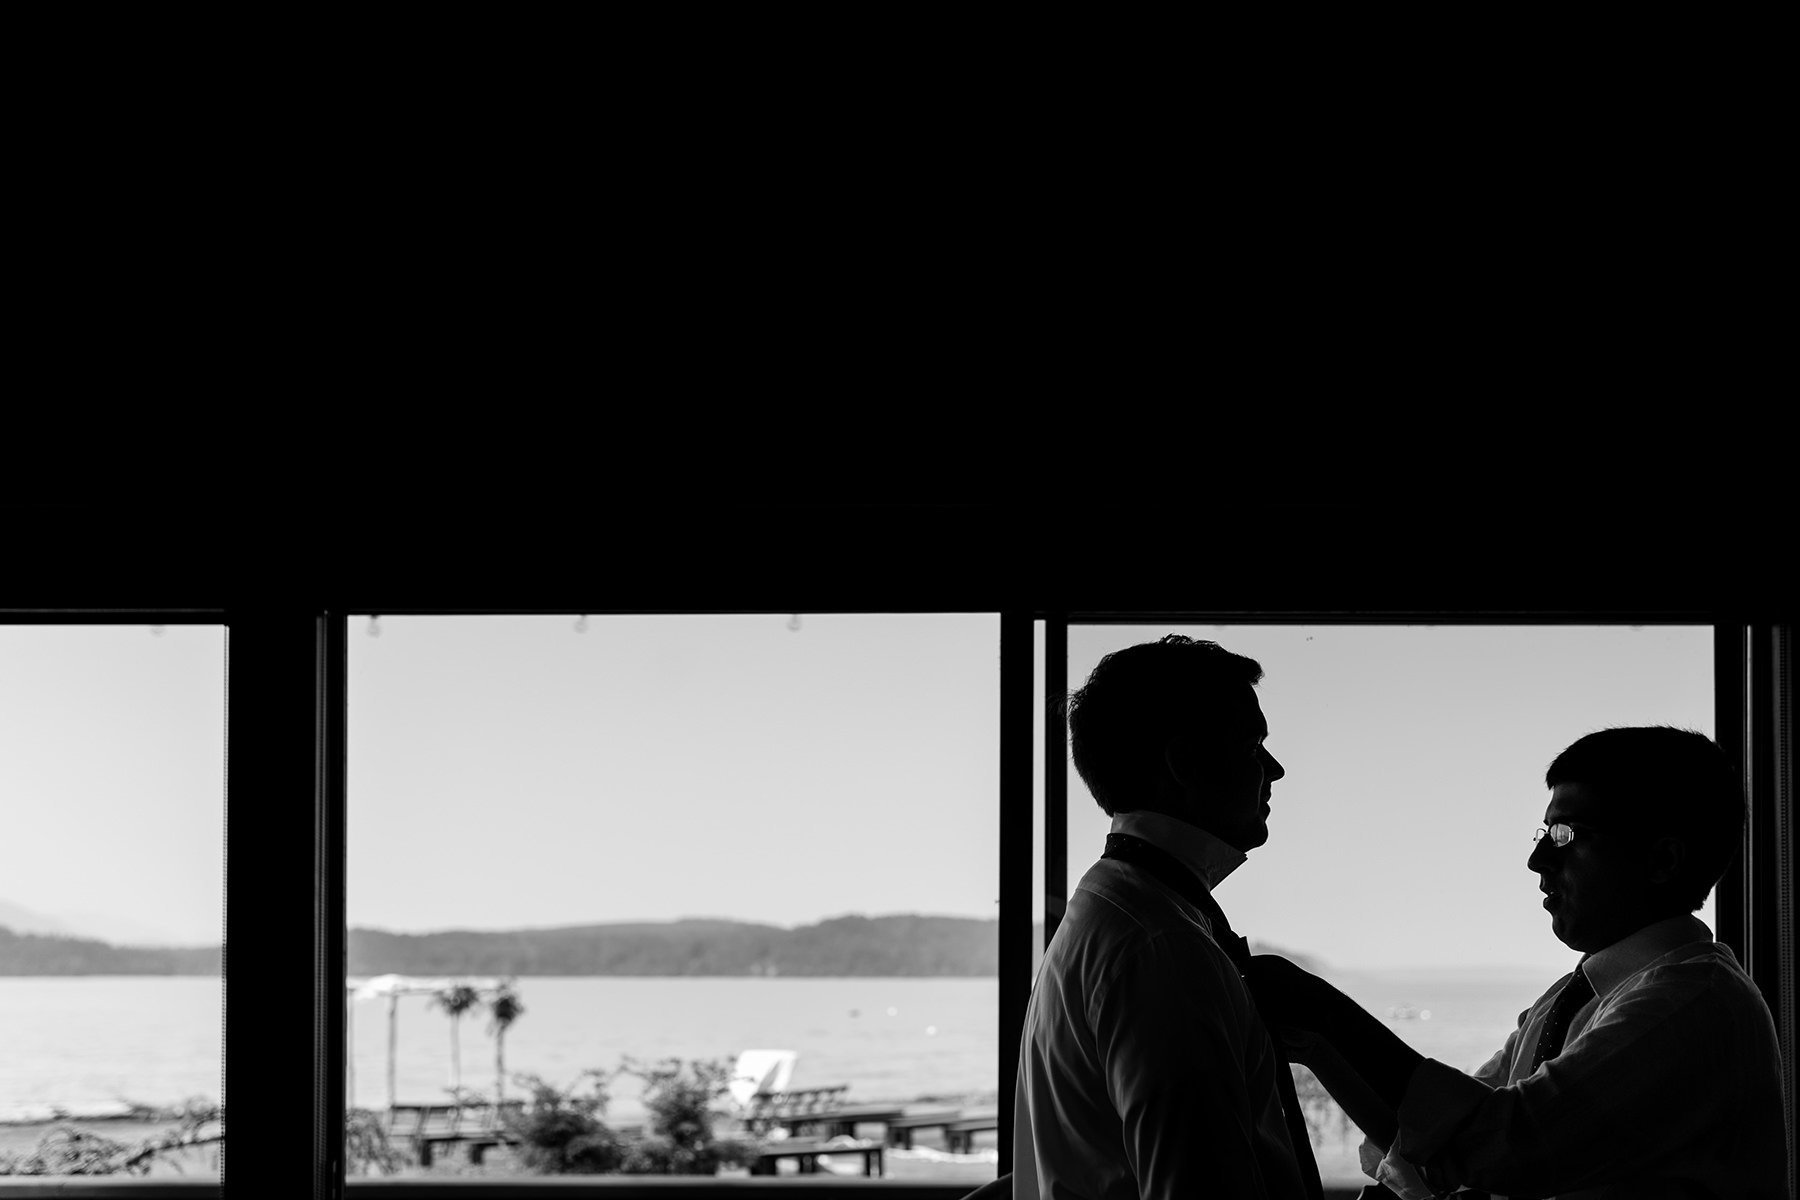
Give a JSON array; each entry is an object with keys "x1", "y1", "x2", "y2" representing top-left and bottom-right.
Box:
[
  {"x1": 758, "y1": 1102, "x2": 908, "y2": 1139},
  {"x1": 741, "y1": 1085, "x2": 850, "y2": 1135},
  {"x1": 882, "y1": 1108, "x2": 968, "y2": 1148},
  {"x1": 750, "y1": 1136, "x2": 884, "y2": 1177},
  {"x1": 386, "y1": 1102, "x2": 523, "y2": 1166},
  {"x1": 944, "y1": 1112, "x2": 999, "y2": 1154}
]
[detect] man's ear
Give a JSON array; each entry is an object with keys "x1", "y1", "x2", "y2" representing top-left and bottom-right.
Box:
[{"x1": 1647, "y1": 835, "x2": 1687, "y2": 886}]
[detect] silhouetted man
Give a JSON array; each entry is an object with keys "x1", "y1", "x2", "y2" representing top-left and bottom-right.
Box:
[
  {"x1": 1250, "y1": 726, "x2": 1787, "y2": 1199},
  {"x1": 1013, "y1": 635, "x2": 1319, "y2": 1199}
]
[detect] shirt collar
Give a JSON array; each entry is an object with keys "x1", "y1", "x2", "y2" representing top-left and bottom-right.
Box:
[
  {"x1": 1110, "y1": 810, "x2": 1248, "y2": 891},
  {"x1": 1578, "y1": 913, "x2": 1715, "y2": 999}
]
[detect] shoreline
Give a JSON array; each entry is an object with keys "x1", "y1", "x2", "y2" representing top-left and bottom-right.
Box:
[
  {"x1": 0, "y1": 1111, "x2": 1367, "y2": 1188},
  {"x1": 0, "y1": 1096, "x2": 215, "y2": 1127},
  {"x1": 0, "y1": 1115, "x2": 194, "y2": 1147},
  {"x1": 0, "y1": 1114, "x2": 222, "y2": 1179},
  {"x1": 0, "y1": 1101, "x2": 153, "y2": 1126}
]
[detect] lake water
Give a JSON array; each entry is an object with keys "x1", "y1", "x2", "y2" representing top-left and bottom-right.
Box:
[
  {"x1": 1, "y1": 971, "x2": 1554, "y2": 1128},
  {"x1": 1320, "y1": 966, "x2": 1555, "y2": 1074},
  {"x1": 0, "y1": 977, "x2": 224, "y2": 1120}
]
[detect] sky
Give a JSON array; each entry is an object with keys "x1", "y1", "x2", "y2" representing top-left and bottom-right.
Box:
[
  {"x1": 344, "y1": 613, "x2": 1003, "y2": 933},
  {"x1": 1, "y1": 617, "x2": 1715, "y2": 976},
  {"x1": 1, "y1": 623, "x2": 226, "y2": 946},
  {"x1": 1056, "y1": 624, "x2": 1715, "y2": 975}
]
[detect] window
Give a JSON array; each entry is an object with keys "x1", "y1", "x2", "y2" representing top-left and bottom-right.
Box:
[
  {"x1": 11, "y1": 507, "x2": 1787, "y2": 1200},
  {"x1": 342, "y1": 613, "x2": 1000, "y2": 1185},
  {"x1": 0, "y1": 622, "x2": 225, "y2": 1181},
  {"x1": 1052, "y1": 621, "x2": 1717, "y2": 1187}
]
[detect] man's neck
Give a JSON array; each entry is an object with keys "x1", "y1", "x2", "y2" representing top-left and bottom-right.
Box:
[{"x1": 1110, "y1": 809, "x2": 1248, "y2": 890}]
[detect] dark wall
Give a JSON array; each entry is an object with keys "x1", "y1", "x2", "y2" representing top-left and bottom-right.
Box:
[{"x1": 10, "y1": 481, "x2": 1788, "y2": 619}]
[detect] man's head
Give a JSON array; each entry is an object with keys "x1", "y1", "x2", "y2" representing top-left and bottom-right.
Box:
[
  {"x1": 1066, "y1": 635, "x2": 1284, "y2": 851},
  {"x1": 1529, "y1": 726, "x2": 1744, "y2": 953}
]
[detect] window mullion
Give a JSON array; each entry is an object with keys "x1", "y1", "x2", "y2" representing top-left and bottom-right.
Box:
[
  {"x1": 999, "y1": 611, "x2": 1034, "y2": 1168},
  {"x1": 317, "y1": 613, "x2": 349, "y2": 1198},
  {"x1": 223, "y1": 609, "x2": 329, "y2": 1194},
  {"x1": 1714, "y1": 621, "x2": 1748, "y2": 960},
  {"x1": 1044, "y1": 614, "x2": 1068, "y2": 950}
]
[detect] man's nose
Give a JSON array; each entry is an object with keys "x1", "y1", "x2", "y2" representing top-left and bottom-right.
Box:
[
  {"x1": 1264, "y1": 749, "x2": 1285, "y2": 782},
  {"x1": 1527, "y1": 835, "x2": 1551, "y2": 872}
]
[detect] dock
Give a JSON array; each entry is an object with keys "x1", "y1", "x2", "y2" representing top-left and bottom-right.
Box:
[{"x1": 735, "y1": 1097, "x2": 999, "y2": 1176}]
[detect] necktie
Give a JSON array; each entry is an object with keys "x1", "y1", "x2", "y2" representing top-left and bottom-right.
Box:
[
  {"x1": 1528, "y1": 966, "x2": 1596, "y2": 1074},
  {"x1": 1104, "y1": 833, "x2": 1324, "y2": 1200}
]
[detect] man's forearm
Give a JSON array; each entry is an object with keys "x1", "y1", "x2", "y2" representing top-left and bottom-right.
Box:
[{"x1": 1314, "y1": 984, "x2": 1427, "y2": 1113}]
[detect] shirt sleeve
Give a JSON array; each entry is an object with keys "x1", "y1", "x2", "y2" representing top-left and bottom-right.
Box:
[
  {"x1": 1392, "y1": 963, "x2": 1736, "y2": 1196},
  {"x1": 1092, "y1": 931, "x2": 1283, "y2": 1200},
  {"x1": 1365, "y1": 1001, "x2": 1532, "y2": 1193},
  {"x1": 1469, "y1": 1003, "x2": 1531, "y2": 1088}
]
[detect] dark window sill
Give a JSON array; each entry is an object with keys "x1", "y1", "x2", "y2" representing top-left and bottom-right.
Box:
[{"x1": 0, "y1": 1180, "x2": 1374, "y2": 1199}]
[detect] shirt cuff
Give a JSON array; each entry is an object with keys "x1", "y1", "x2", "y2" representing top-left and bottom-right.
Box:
[{"x1": 1374, "y1": 1146, "x2": 1445, "y2": 1200}]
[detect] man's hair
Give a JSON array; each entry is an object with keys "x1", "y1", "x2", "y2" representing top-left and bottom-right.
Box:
[
  {"x1": 1544, "y1": 726, "x2": 1745, "y2": 911},
  {"x1": 1066, "y1": 635, "x2": 1265, "y2": 817}
]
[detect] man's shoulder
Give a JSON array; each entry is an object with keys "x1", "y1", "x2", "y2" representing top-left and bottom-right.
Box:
[
  {"x1": 1590, "y1": 942, "x2": 1782, "y2": 1066},
  {"x1": 1047, "y1": 861, "x2": 1225, "y2": 969},
  {"x1": 1068, "y1": 858, "x2": 1195, "y2": 929},
  {"x1": 1034, "y1": 869, "x2": 1247, "y2": 1027},
  {"x1": 1631, "y1": 941, "x2": 1775, "y2": 1013}
]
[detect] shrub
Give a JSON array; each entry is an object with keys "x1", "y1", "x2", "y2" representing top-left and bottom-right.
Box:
[
  {"x1": 1290, "y1": 1066, "x2": 1355, "y2": 1145},
  {"x1": 0, "y1": 1096, "x2": 223, "y2": 1177},
  {"x1": 617, "y1": 1057, "x2": 755, "y2": 1175},
  {"x1": 480, "y1": 1059, "x2": 758, "y2": 1177},
  {"x1": 0, "y1": 1127, "x2": 134, "y2": 1176},
  {"x1": 345, "y1": 1107, "x2": 407, "y2": 1176},
  {"x1": 503, "y1": 1071, "x2": 623, "y2": 1175}
]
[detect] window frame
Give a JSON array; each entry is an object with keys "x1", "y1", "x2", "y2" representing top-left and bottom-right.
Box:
[
  {"x1": 319, "y1": 609, "x2": 1023, "y2": 1200},
  {"x1": 1039, "y1": 610, "x2": 1792, "y2": 1197},
  {"x1": 0, "y1": 607, "x2": 230, "y2": 1194},
  {"x1": 1, "y1": 602, "x2": 1787, "y2": 1200}
]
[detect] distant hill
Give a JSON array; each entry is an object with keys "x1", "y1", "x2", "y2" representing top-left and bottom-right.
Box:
[
  {"x1": 0, "y1": 911, "x2": 1323, "y2": 979},
  {"x1": 348, "y1": 916, "x2": 1327, "y2": 978},
  {"x1": 0, "y1": 899, "x2": 77, "y2": 939},
  {"x1": 0, "y1": 926, "x2": 221, "y2": 975},
  {"x1": 350, "y1": 915, "x2": 1014, "y2": 977},
  {"x1": 0, "y1": 898, "x2": 188, "y2": 947},
  {"x1": 60, "y1": 909, "x2": 188, "y2": 948}
]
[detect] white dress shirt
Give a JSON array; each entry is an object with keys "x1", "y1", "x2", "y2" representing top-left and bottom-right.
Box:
[
  {"x1": 1111, "y1": 808, "x2": 1248, "y2": 892},
  {"x1": 1368, "y1": 914, "x2": 1788, "y2": 1199},
  {"x1": 1013, "y1": 810, "x2": 1308, "y2": 1200}
]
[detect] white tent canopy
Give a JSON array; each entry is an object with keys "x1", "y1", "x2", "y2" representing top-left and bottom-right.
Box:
[
  {"x1": 345, "y1": 975, "x2": 514, "y2": 1110},
  {"x1": 348, "y1": 974, "x2": 507, "y2": 1001}
]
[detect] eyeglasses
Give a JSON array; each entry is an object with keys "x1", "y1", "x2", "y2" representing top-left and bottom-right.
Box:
[{"x1": 1533, "y1": 823, "x2": 1576, "y2": 848}]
